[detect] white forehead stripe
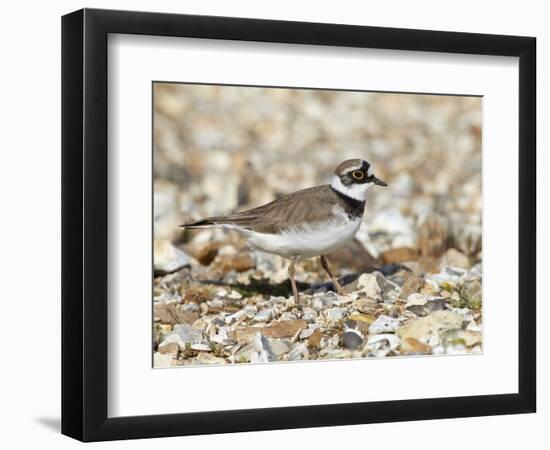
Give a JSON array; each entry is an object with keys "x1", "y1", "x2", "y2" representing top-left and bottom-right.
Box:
[
  {"x1": 367, "y1": 166, "x2": 374, "y2": 177},
  {"x1": 346, "y1": 163, "x2": 364, "y2": 172}
]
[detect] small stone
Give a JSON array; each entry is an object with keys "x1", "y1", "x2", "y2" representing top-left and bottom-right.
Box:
[
  {"x1": 417, "y1": 256, "x2": 442, "y2": 274},
  {"x1": 405, "y1": 293, "x2": 446, "y2": 316},
  {"x1": 368, "y1": 315, "x2": 401, "y2": 334},
  {"x1": 347, "y1": 313, "x2": 376, "y2": 334},
  {"x1": 365, "y1": 334, "x2": 401, "y2": 356},
  {"x1": 233, "y1": 319, "x2": 308, "y2": 343},
  {"x1": 182, "y1": 285, "x2": 212, "y2": 304},
  {"x1": 325, "y1": 307, "x2": 347, "y2": 325},
  {"x1": 287, "y1": 342, "x2": 309, "y2": 361},
  {"x1": 193, "y1": 353, "x2": 227, "y2": 365},
  {"x1": 154, "y1": 239, "x2": 193, "y2": 275},
  {"x1": 158, "y1": 323, "x2": 172, "y2": 334},
  {"x1": 269, "y1": 338, "x2": 292, "y2": 357},
  {"x1": 441, "y1": 248, "x2": 470, "y2": 269},
  {"x1": 397, "y1": 310, "x2": 464, "y2": 342},
  {"x1": 400, "y1": 274, "x2": 424, "y2": 299},
  {"x1": 206, "y1": 298, "x2": 224, "y2": 308},
  {"x1": 301, "y1": 307, "x2": 318, "y2": 322},
  {"x1": 380, "y1": 247, "x2": 418, "y2": 264},
  {"x1": 299, "y1": 328, "x2": 315, "y2": 339},
  {"x1": 192, "y1": 318, "x2": 208, "y2": 331},
  {"x1": 224, "y1": 309, "x2": 248, "y2": 325},
  {"x1": 228, "y1": 290, "x2": 243, "y2": 300},
  {"x1": 234, "y1": 343, "x2": 255, "y2": 363},
  {"x1": 159, "y1": 324, "x2": 203, "y2": 349},
  {"x1": 154, "y1": 352, "x2": 178, "y2": 367},
  {"x1": 342, "y1": 330, "x2": 363, "y2": 350},
  {"x1": 428, "y1": 266, "x2": 468, "y2": 286},
  {"x1": 307, "y1": 330, "x2": 324, "y2": 348},
  {"x1": 158, "y1": 342, "x2": 179, "y2": 356},
  {"x1": 251, "y1": 333, "x2": 276, "y2": 363},
  {"x1": 400, "y1": 337, "x2": 432, "y2": 355},
  {"x1": 348, "y1": 313, "x2": 376, "y2": 325},
  {"x1": 191, "y1": 342, "x2": 211, "y2": 352},
  {"x1": 462, "y1": 280, "x2": 482, "y2": 304},
  {"x1": 468, "y1": 263, "x2": 482, "y2": 280},
  {"x1": 351, "y1": 297, "x2": 378, "y2": 314},
  {"x1": 405, "y1": 293, "x2": 429, "y2": 307},
  {"x1": 210, "y1": 326, "x2": 231, "y2": 344},
  {"x1": 312, "y1": 291, "x2": 340, "y2": 310},
  {"x1": 154, "y1": 303, "x2": 195, "y2": 325},
  {"x1": 253, "y1": 308, "x2": 273, "y2": 322},
  {"x1": 195, "y1": 242, "x2": 222, "y2": 265},
  {"x1": 212, "y1": 248, "x2": 255, "y2": 273},
  {"x1": 466, "y1": 321, "x2": 482, "y2": 332},
  {"x1": 441, "y1": 329, "x2": 482, "y2": 347},
  {"x1": 321, "y1": 349, "x2": 353, "y2": 359},
  {"x1": 326, "y1": 238, "x2": 380, "y2": 272},
  {"x1": 357, "y1": 273, "x2": 382, "y2": 300}
]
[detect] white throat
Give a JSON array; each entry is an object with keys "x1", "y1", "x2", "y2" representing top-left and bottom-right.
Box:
[{"x1": 331, "y1": 175, "x2": 371, "y2": 201}]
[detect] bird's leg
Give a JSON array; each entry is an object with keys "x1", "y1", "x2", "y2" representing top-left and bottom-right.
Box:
[
  {"x1": 320, "y1": 255, "x2": 343, "y2": 295},
  {"x1": 288, "y1": 258, "x2": 301, "y2": 306}
]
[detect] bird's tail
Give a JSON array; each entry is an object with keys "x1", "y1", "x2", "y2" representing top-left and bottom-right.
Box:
[{"x1": 179, "y1": 217, "x2": 226, "y2": 229}]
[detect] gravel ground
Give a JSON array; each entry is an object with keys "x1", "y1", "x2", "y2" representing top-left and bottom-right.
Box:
[{"x1": 152, "y1": 83, "x2": 482, "y2": 367}]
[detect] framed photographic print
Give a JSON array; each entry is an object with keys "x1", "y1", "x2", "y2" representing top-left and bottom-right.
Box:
[{"x1": 61, "y1": 8, "x2": 536, "y2": 442}]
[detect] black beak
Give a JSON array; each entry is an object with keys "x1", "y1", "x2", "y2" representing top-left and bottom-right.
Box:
[{"x1": 373, "y1": 176, "x2": 388, "y2": 187}]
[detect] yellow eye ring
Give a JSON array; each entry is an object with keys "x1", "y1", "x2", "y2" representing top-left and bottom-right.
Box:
[{"x1": 352, "y1": 170, "x2": 364, "y2": 180}]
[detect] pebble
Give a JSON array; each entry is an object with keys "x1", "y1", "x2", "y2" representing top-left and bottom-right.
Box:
[
  {"x1": 287, "y1": 343, "x2": 309, "y2": 361},
  {"x1": 365, "y1": 334, "x2": 401, "y2": 356},
  {"x1": 191, "y1": 342, "x2": 211, "y2": 352},
  {"x1": 368, "y1": 315, "x2": 401, "y2": 334},
  {"x1": 159, "y1": 324, "x2": 203, "y2": 349},
  {"x1": 253, "y1": 308, "x2": 274, "y2": 322},
  {"x1": 441, "y1": 329, "x2": 482, "y2": 347},
  {"x1": 251, "y1": 333, "x2": 276, "y2": 363},
  {"x1": 396, "y1": 310, "x2": 464, "y2": 341},
  {"x1": 312, "y1": 292, "x2": 340, "y2": 310},
  {"x1": 233, "y1": 320, "x2": 308, "y2": 343},
  {"x1": 357, "y1": 273, "x2": 382, "y2": 300},
  {"x1": 429, "y1": 266, "x2": 468, "y2": 286},
  {"x1": 324, "y1": 307, "x2": 347, "y2": 325},
  {"x1": 400, "y1": 337, "x2": 432, "y2": 355},
  {"x1": 154, "y1": 352, "x2": 178, "y2": 367},
  {"x1": 154, "y1": 239, "x2": 193, "y2": 275},
  {"x1": 441, "y1": 248, "x2": 470, "y2": 269},
  {"x1": 307, "y1": 331, "x2": 324, "y2": 348},
  {"x1": 193, "y1": 353, "x2": 227, "y2": 365},
  {"x1": 269, "y1": 338, "x2": 292, "y2": 357},
  {"x1": 381, "y1": 247, "x2": 418, "y2": 264},
  {"x1": 342, "y1": 330, "x2": 363, "y2": 350},
  {"x1": 299, "y1": 327, "x2": 315, "y2": 339}
]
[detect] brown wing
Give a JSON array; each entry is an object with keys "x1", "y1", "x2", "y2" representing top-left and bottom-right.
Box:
[{"x1": 181, "y1": 185, "x2": 340, "y2": 233}]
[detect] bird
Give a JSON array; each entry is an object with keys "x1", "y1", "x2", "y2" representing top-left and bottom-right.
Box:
[{"x1": 180, "y1": 159, "x2": 387, "y2": 304}]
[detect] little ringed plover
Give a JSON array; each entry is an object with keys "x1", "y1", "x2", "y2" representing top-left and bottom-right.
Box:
[{"x1": 181, "y1": 159, "x2": 387, "y2": 303}]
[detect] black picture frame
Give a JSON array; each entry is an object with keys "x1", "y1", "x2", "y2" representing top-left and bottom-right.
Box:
[{"x1": 61, "y1": 8, "x2": 536, "y2": 442}]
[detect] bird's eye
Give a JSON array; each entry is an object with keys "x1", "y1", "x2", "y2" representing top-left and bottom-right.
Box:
[{"x1": 352, "y1": 170, "x2": 364, "y2": 180}]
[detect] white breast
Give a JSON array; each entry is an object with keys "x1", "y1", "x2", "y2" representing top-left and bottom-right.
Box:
[{"x1": 240, "y1": 206, "x2": 362, "y2": 259}]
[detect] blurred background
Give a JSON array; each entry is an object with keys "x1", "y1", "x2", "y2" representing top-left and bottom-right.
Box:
[
  {"x1": 152, "y1": 83, "x2": 483, "y2": 366},
  {"x1": 153, "y1": 83, "x2": 481, "y2": 267}
]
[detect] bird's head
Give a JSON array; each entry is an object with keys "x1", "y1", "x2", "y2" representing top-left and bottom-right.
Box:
[{"x1": 331, "y1": 158, "x2": 387, "y2": 201}]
